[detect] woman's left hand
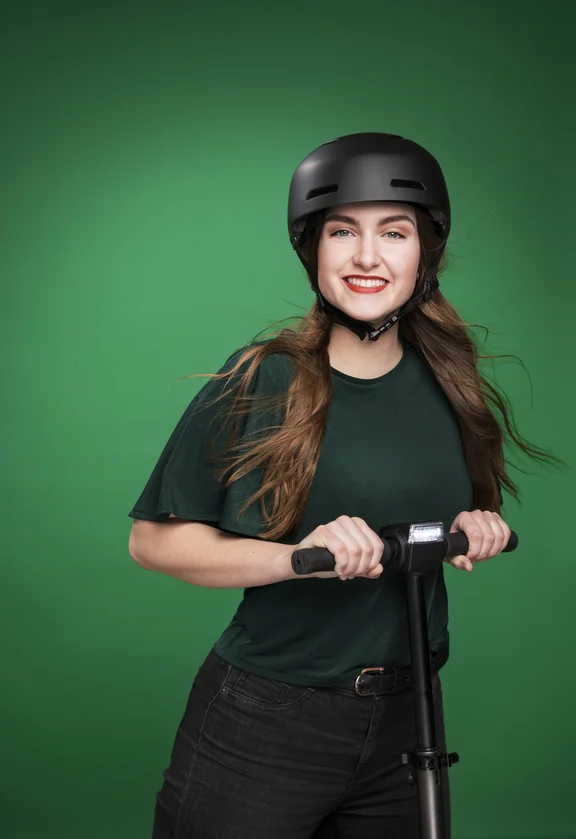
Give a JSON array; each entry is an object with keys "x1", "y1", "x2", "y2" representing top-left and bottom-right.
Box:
[{"x1": 446, "y1": 509, "x2": 512, "y2": 572}]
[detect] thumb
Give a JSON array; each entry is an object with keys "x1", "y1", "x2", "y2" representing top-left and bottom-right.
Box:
[
  {"x1": 448, "y1": 520, "x2": 474, "y2": 572},
  {"x1": 446, "y1": 554, "x2": 474, "y2": 572}
]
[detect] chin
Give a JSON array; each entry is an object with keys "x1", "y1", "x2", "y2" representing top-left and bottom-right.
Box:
[{"x1": 338, "y1": 302, "x2": 396, "y2": 324}]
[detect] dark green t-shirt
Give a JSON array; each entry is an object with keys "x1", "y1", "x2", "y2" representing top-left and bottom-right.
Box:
[{"x1": 128, "y1": 336, "x2": 473, "y2": 686}]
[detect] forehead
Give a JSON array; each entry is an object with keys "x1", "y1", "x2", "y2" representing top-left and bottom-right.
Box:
[{"x1": 329, "y1": 201, "x2": 416, "y2": 220}]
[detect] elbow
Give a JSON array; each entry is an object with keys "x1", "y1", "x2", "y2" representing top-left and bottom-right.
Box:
[
  {"x1": 129, "y1": 547, "x2": 149, "y2": 569},
  {"x1": 128, "y1": 542, "x2": 148, "y2": 569},
  {"x1": 128, "y1": 522, "x2": 153, "y2": 569}
]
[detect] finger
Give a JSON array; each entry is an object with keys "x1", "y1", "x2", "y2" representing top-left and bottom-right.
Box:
[
  {"x1": 339, "y1": 516, "x2": 379, "y2": 578},
  {"x1": 485, "y1": 513, "x2": 510, "y2": 558},
  {"x1": 328, "y1": 518, "x2": 369, "y2": 579},
  {"x1": 345, "y1": 517, "x2": 384, "y2": 577},
  {"x1": 501, "y1": 519, "x2": 512, "y2": 551},
  {"x1": 448, "y1": 513, "x2": 472, "y2": 570},
  {"x1": 450, "y1": 511, "x2": 482, "y2": 563},
  {"x1": 333, "y1": 516, "x2": 377, "y2": 579},
  {"x1": 448, "y1": 510, "x2": 512, "y2": 570},
  {"x1": 315, "y1": 526, "x2": 348, "y2": 576},
  {"x1": 350, "y1": 517, "x2": 384, "y2": 577},
  {"x1": 448, "y1": 554, "x2": 474, "y2": 572},
  {"x1": 474, "y1": 510, "x2": 510, "y2": 561},
  {"x1": 469, "y1": 509, "x2": 496, "y2": 561}
]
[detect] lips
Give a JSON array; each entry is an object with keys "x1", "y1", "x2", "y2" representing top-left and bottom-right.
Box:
[
  {"x1": 342, "y1": 276, "x2": 390, "y2": 294},
  {"x1": 344, "y1": 275, "x2": 390, "y2": 281}
]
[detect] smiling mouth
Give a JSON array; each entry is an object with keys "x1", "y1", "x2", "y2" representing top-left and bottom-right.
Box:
[{"x1": 342, "y1": 277, "x2": 390, "y2": 293}]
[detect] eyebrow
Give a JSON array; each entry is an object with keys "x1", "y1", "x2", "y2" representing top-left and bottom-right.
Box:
[{"x1": 324, "y1": 212, "x2": 416, "y2": 228}]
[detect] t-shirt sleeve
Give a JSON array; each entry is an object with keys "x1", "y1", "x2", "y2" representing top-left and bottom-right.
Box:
[{"x1": 127, "y1": 346, "x2": 288, "y2": 539}]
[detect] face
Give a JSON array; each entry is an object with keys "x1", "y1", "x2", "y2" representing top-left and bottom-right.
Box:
[{"x1": 317, "y1": 202, "x2": 421, "y2": 328}]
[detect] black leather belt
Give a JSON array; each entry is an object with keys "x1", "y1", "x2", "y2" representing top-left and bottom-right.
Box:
[{"x1": 332, "y1": 648, "x2": 449, "y2": 697}]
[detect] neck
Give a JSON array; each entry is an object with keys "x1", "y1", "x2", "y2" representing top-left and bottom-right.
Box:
[{"x1": 327, "y1": 322, "x2": 404, "y2": 379}]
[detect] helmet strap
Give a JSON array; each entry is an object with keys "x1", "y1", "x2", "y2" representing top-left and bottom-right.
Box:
[{"x1": 315, "y1": 275, "x2": 439, "y2": 342}]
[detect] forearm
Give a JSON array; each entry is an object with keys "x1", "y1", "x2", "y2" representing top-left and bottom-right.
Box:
[{"x1": 129, "y1": 519, "x2": 298, "y2": 589}]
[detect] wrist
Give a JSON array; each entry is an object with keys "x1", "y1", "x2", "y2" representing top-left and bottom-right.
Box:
[{"x1": 273, "y1": 545, "x2": 299, "y2": 582}]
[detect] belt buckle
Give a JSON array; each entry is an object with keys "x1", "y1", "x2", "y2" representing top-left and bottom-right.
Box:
[{"x1": 355, "y1": 666, "x2": 389, "y2": 697}]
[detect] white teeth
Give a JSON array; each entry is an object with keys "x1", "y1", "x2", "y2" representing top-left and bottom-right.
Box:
[{"x1": 345, "y1": 277, "x2": 388, "y2": 288}]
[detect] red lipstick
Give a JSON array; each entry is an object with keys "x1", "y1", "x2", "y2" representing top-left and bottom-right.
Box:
[{"x1": 342, "y1": 276, "x2": 390, "y2": 294}]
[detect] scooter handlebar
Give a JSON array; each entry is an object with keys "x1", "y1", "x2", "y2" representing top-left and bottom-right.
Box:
[
  {"x1": 449, "y1": 529, "x2": 518, "y2": 559},
  {"x1": 291, "y1": 529, "x2": 518, "y2": 576}
]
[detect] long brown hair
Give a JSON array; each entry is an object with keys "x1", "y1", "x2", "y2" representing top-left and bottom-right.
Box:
[{"x1": 178, "y1": 206, "x2": 566, "y2": 542}]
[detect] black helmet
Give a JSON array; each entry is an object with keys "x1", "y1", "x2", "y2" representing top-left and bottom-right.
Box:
[{"x1": 287, "y1": 132, "x2": 451, "y2": 342}]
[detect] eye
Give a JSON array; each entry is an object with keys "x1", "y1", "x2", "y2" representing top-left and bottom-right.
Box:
[{"x1": 328, "y1": 228, "x2": 407, "y2": 240}]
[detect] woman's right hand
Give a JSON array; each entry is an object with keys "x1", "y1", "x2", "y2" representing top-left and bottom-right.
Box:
[{"x1": 296, "y1": 515, "x2": 384, "y2": 580}]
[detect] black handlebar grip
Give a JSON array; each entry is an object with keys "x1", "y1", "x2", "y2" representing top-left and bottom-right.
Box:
[
  {"x1": 446, "y1": 530, "x2": 518, "y2": 558},
  {"x1": 291, "y1": 541, "x2": 393, "y2": 576},
  {"x1": 291, "y1": 531, "x2": 518, "y2": 576},
  {"x1": 291, "y1": 547, "x2": 335, "y2": 575}
]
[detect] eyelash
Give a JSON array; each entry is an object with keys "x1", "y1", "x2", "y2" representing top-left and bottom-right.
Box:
[{"x1": 329, "y1": 229, "x2": 406, "y2": 240}]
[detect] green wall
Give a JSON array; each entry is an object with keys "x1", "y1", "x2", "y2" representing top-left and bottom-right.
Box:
[{"x1": 2, "y1": 2, "x2": 574, "y2": 837}]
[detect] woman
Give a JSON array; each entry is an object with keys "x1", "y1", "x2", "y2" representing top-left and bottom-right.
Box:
[{"x1": 128, "y1": 133, "x2": 560, "y2": 838}]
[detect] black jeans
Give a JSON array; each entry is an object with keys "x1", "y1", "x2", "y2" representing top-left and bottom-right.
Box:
[{"x1": 152, "y1": 647, "x2": 451, "y2": 838}]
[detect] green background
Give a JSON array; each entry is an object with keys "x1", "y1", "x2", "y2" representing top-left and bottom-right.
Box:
[{"x1": 2, "y1": 2, "x2": 574, "y2": 837}]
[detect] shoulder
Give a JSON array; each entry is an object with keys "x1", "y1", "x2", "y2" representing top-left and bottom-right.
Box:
[{"x1": 222, "y1": 339, "x2": 296, "y2": 391}]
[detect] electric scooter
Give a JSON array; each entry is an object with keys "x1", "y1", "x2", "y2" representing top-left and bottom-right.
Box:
[{"x1": 291, "y1": 520, "x2": 519, "y2": 839}]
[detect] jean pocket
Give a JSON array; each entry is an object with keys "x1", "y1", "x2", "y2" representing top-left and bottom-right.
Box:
[{"x1": 221, "y1": 667, "x2": 316, "y2": 712}]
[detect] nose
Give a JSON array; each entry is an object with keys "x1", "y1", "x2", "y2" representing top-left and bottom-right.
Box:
[{"x1": 352, "y1": 235, "x2": 382, "y2": 271}]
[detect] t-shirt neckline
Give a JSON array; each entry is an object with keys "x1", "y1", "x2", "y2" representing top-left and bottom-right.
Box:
[{"x1": 330, "y1": 340, "x2": 409, "y2": 385}]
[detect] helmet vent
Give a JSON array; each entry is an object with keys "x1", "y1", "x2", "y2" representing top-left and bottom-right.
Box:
[
  {"x1": 306, "y1": 184, "x2": 339, "y2": 201},
  {"x1": 391, "y1": 178, "x2": 426, "y2": 191}
]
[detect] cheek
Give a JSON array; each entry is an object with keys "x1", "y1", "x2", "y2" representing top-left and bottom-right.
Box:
[
  {"x1": 392, "y1": 240, "x2": 421, "y2": 271},
  {"x1": 316, "y1": 245, "x2": 339, "y2": 287},
  {"x1": 317, "y1": 242, "x2": 334, "y2": 272}
]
